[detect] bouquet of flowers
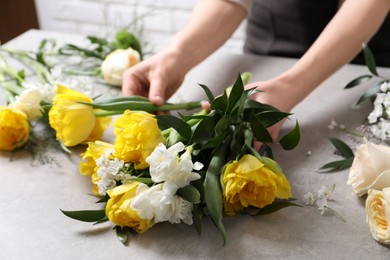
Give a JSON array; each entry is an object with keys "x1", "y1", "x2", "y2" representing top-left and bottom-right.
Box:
[{"x1": 61, "y1": 73, "x2": 301, "y2": 245}]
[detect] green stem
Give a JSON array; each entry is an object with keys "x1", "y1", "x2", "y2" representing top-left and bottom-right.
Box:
[{"x1": 327, "y1": 206, "x2": 347, "y2": 223}]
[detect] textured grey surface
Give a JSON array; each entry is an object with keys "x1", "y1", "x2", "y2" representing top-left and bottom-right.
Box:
[{"x1": 0, "y1": 30, "x2": 389, "y2": 259}]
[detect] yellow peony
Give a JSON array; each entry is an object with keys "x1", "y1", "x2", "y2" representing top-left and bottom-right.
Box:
[
  {"x1": 221, "y1": 154, "x2": 292, "y2": 216},
  {"x1": 0, "y1": 107, "x2": 30, "y2": 151},
  {"x1": 106, "y1": 181, "x2": 154, "y2": 233},
  {"x1": 49, "y1": 85, "x2": 111, "y2": 147},
  {"x1": 80, "y1": 141, "x2": 114, "y2": 195},
  {"x1": 113, "y1": 110, "x2": 163, "y2": 169}
]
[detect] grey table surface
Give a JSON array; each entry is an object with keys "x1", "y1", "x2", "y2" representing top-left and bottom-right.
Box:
[{"x1": 1, "y1": 29, "x2": 389, "y2": 259}]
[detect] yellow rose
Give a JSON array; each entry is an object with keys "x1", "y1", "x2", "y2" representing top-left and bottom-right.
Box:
[
  {"x1": 347, "y1": 142, "x2": 390, "y2": 196},
  {"x1": 101, "y1": 48, "x2": 141, "y2": 86},
  {"x1": 365, "y1": 188, "x2": 390, "y2": 245},
  {"x1": 106, "y1": 181, "x2": 153, "y2": 233},
  {"x1": 80, "y1": 141, "x2": 114, "y2": 195},
  {"x1": 221, "y1": 154, "x2": 292, "y2": 216},
  {"x1": 0, "y1": 106, "x2": 30, "y2": 151},
  {"x1": 113, "y1": 110, "x2": 163, "y2": 169},
  {"x1": 49, "y1": 85, "x2": 101, "y2": 147}
]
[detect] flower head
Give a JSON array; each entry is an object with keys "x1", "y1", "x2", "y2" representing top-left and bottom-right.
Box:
[
  {"x1": 101, "y1": 48, "x2": 140, "y2": 86},
  {"x1": 106, "y1": 181, "x2": 153, "y2": 233},
  {"x1": 221, "y1": 154, "x2": 292, "y2": 216},
  {"x1": 146, "y1": 142, "x2": 202, "y2": 194},
  {"x1": 365, "y1": 188, "x2": 390, "y2": 245},
  {"x1": 48, "y1": 85, "x2": 96, "y2": 147},
  {"x1": 113, "y1": 110, "x2": 163, "y2": 169},
  {"x1": 0, "y1": 106, "x2": 30, "y2": 151},
  {"x1": 10, "y1": 88, "x2": 45, "y2": 120}
]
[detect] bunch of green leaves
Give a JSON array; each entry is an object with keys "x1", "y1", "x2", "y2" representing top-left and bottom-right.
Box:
[
  {"x1": 155, "y1": 72, "x2": 300, "y2": 245},
  {"x1": 318, "y1": 137, "x2": 355, "y2": 173},
  {"x1": 344, "y1": 43, "x2": 390, "y2": 105},
  {"x1": 58, "y1": 29, "x2": 143, "y2": 61}
]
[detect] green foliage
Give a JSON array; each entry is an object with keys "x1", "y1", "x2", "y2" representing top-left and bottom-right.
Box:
[{"x1": 318, "y1": 137, "x2": 354, "y2": 173}]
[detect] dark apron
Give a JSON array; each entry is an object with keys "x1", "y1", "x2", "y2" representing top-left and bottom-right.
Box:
[{"x1": 244, "y1": 0, "x2": 390, "y2": 67}]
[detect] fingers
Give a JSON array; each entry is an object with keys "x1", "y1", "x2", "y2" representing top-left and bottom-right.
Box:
[
  {"x1": 148, "y1": 77, "x2": 166, "y2": 106},
  {"x1": 122, "y1": 69, "x2": 143, "y2": 96}
]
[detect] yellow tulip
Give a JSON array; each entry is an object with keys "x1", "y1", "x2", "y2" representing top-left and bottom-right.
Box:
[
  {"x1": 113, "y1": 110, "x2": 163, "y2": 169},
  {"x1": 221, "y1": 154, "x2": 292, "y2": 216},
  {"x1": 106, "y1": 181, "x2": 154, "y2": 233},
  {"x1": 49, "y1": 85, "x2": 97, "y2": 147},
  {"x1": 0, "y1": 106, "x2": 30, "y2": 151}
]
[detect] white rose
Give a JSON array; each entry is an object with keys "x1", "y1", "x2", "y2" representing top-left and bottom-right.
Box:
[
  {"x1": 10, "y1": 88, "x2": 44, "y2": 120},
  {"x1": 347, "y1": 142, "x2": 390, "y2": 196},
  {"x1": 100, "y1": 47, "x2": 140, "y2": 86},
  {"x1": 131, "y1": 183, "x2": 193, "y2": 225},
  {"x1": 365, "y1": 188, "x2": 390, "y2": 245}
]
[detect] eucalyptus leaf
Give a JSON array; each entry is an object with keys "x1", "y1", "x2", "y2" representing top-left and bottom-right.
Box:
[
  {"x1": 344, "y1": 75, "x2": 372, "y2": 89},
  {"x1": 362, "y1": 43, "x2": 378, "y2": 76},
  {"x1": 177, "y1": 185, "x2": 201, "y2": 204},
  {"x1": 328, "y1": 137, "x2": 354, "y2": 159},
  {"x1": 60, "y1": 209, "x2": 106, "y2": 222},
  {"x1": 318, "y1": 158, "x2": 354, "y2": 173},
  {"x1": 279, "y1": 121, "x2": 300, "y2": 150},
  {"x1": 115, "y1": 226, "x2": 129, "y2": 245}
]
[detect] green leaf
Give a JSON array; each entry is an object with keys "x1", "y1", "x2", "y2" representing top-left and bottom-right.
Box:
[
  {"x1": 199, "y1": 131, "x2": 228, "y2": 152},
  {"x1": 279, "y1": 121, "x2": 300, "y2": 150},
  {"x1": 60, "y1": 209, "x2": 106, "y2": 222},
  {"x1": 318, "y1": 158, "x2": 354, "y2": 173},
  {"x1": 203, "y1": 145, "x2": 227, "y2": 245},
  {"x1": 227, "y1": 73, "x2": 244, "y2": 114},
  {"x1": 199, "y1": 83, "x2": 215, "y2": 102},
  {"x1": 249, "y1": 110, "x2": 274, "y2": 143},
  {"x1": 363, "y1": 43, "x2": 378, "y2": 76},
  {"x1": 255, "y1": 111, "x2": 291, "y2": 128},
  {"x1": 190, "y1": 115, "x2": 215, "y2": 144},
  {"x1": 344, "y1": 75, "x2": 372, "y2": 89},
  {"x1": 211, "y1": 91, "x2": 228, "y2": 111},
  {"x1": 215, "y1": 115, "x2": 229, "y2": 136},
  {"x1": 95, "y1": 194, "x2": 109, "y2": 203},
  {"x1": 192, "y1": 204, "x2": 203, "y2": 236},
  {"x1": 356, "y1": 80, "x2": 384, "y2": 105},
  {"x1": 177, "y1": 185, "x2": 201, "y2": 204},
  {"x1": 246, "y1": 199, "x2": 301, "y2": 216},
  {"x1": 328, "y1": 137, "x2": 354, "y2": 158},
  {"x1": 115, "y1": 226, "x2": 129, "y2": 245},
  {"x1": 259, "y1": 156, "x2": 284, "y2": 176},
  {"x1": 157, "y1": 115, "x2": 192, "y2": 141}
]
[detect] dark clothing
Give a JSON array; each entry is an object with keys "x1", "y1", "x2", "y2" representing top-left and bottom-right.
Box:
[{"x1": 244, "y1": 0, "x2": 390, "y2": 67}]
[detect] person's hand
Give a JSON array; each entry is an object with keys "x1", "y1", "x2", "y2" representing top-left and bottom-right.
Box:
[{"x1": 121, "y1": 49, "x2": 188, "y2": 106}]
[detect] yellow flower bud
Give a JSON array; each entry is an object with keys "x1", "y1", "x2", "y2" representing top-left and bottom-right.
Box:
[
  {"x1": 0, "y1": 106, "x2": 30, "y2": 151},
  {"x1": 113, "y1": 110, "x2": 163, "y2": 169},
  {"x1": 221, "y1": 154, "x2": 292, "y2": 216},
  {"x1": 106, "y1": 181, "x2": 154, "y2": 233}
]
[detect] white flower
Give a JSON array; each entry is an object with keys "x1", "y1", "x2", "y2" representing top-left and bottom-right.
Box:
[
  {"x1": 316, "y1": 197, "x2": 328, "y2": 215},
  {"x1": 347, "y1": 142, "x2": 390, "y2": 196},
  {"x1": 328, "y1": 119, "x2": 338, "y2": 130},
  {"x1": 365, "y1": 188, "x2": 390, "y2": 245},
  {"x1": 95, "y1": 155, "x2": 125, "y2": 195},
  {"x1": 380, "y1": 81, "x2": 390, "y2": 92},
  {"x1": 317, "y1": 184, "x2": 335, "y2": 201},
  {"x1": 10, "y1": 87, "x2": 44, "y2": 120},
  {"x1": 302, "y1": 191, "x2": 316, "y2": 206},
  {"x1": 146, "y1": 142, "x2": 202, "y2": 194},
  {"x1": 370, "y1": 119, "x2": 390, "y2": 141},
  {"x1": 131, "y1": 183, "x2": 193, "y2": 225},
  {"x1": 101, "y1": 47, "x2": 140, "y2": 86}
]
